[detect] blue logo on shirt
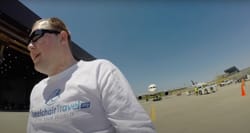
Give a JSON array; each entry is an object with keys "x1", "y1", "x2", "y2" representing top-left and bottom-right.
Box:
[
  {"x1": 46, "y1": 88, "x2": 61, "y2": 106},
  {"x1": 31, "y1": 101, "x2": 91, "y2": 118}
]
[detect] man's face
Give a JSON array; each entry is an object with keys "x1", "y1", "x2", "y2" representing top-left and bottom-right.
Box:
[{"x1": 27, "y1": 21, "x2": 61, "y2": 75}]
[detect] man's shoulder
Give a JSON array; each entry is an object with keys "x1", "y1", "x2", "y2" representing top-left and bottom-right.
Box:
[
  {"x1": 78, "y1": 59, "x2": 118, "y2": 75},
  {"x1": 35, "y1": 77, "x2": 48, "y2": 86},
  {"x1": 79, "y1": 59, "x2": 115, "y2": 68}
]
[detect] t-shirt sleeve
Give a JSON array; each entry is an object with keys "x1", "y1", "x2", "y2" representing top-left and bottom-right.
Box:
[{"x1": 98, "y1": 61, "x2": 156, "y2": 133}]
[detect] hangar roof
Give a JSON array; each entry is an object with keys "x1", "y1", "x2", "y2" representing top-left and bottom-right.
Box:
[{"x1": 224, "y1": 66, "x2": 240, "y2": 74}]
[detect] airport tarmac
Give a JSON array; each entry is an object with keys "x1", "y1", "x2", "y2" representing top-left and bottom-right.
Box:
[
  {"x1": 0, "y1": 111, "x2": 28, "y2": 133},
  {"x1": 141, "y1": 81, "x2": 250, "y2": 133},
  {"x1": 0, "y1": 81, "x2": 249, "y2": 133}
]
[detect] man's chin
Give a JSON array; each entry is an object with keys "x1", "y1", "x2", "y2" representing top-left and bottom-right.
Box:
[{"x1": 34, "y1": 65, "x2": 47, "y2": 75}]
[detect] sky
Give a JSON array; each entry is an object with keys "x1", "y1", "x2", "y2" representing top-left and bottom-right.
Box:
[{"x1": 21, "y1": 0, "x2": 250, "y2": 95}]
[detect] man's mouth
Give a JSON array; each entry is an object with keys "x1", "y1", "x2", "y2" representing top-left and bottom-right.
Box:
[{"x1": 33, "y1": 53, "x2": 41, "y2": 62}]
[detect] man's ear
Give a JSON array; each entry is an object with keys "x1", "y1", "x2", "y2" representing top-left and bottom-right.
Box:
[{"x1": 60, "y1": 31, "x2": 69, "y2": 44}]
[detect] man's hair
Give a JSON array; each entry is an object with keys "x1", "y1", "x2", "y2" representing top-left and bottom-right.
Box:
[{"x1": 34, "y1": 17, "x2": 71, "y2": 41}]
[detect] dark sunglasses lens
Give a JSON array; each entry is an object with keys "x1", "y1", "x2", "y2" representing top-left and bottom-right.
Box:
[{"x1": 29, "y1": 30, "x2": 43, "y2": 43}]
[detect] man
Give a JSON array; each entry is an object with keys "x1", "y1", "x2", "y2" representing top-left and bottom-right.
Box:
[
  {"x1": 27, "y1": 17, "x2": 155, "y2": 133},
  {"x1": 194, "y1": 87, "x2": 198, "y2": 96}
]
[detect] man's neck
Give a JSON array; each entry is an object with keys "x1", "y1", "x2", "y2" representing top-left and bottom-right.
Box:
[{"x1": 48, "y1": 56, "x2": 77, "y2": 76}]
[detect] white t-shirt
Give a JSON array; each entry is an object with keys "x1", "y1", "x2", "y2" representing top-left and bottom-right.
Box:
[{"x1": 27, "y1": 59, "x2": 155, "y2": 133}]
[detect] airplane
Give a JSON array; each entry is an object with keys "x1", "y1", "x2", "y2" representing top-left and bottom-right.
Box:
[
  {"x1": 191, "y1": 80, "x2": 217, "y2": 95},
  {"x1": 191, "y1": 80, "x2": 207, "y2": 87},
  {"x1": 145, "y1": 83, "x2": 162, "y2": 102},
  {"x1": 0, "y1": 1, "x2": 95, "y2": 111}
]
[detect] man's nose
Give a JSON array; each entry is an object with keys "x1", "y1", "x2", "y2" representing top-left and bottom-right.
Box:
[{"x1": 27, "y1": 42, "x2": 35, "y2": 51}]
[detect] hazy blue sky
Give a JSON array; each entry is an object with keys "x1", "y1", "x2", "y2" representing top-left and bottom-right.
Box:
[{"x1": 21, "y1": 1, "x2": 250, "y2": 95}]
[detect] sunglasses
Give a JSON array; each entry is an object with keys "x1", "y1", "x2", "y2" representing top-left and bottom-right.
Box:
[{"x1": 29, "y1": 29, "x2": 60, "y2": 43}]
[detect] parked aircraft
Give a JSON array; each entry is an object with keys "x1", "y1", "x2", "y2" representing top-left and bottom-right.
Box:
[
  {"x1": 191, "y1": 80, "x2": 217, "y2": 95},
  {"x1": 145, "y1": 84, "x2": 162, "y2": 102}
]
